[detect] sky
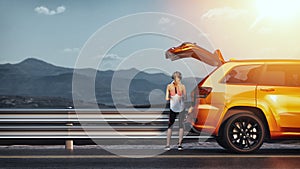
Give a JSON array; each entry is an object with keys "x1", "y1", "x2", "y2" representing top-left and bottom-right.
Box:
[{"x1": 1, "y1": 0, "x2": 300, "y2": 77}]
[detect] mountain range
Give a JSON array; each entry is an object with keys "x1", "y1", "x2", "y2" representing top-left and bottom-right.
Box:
[{"x1": 0, "y1": 58, "x2": 202, "y2": 108}]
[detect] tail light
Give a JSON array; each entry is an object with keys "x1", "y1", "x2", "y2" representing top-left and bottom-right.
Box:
[
  {"x1": 191, "y1": 75, "x2": 212, "y2": 106},
  {"x1": 197, "y1": 87, "x2": 212, "y2": 98}
]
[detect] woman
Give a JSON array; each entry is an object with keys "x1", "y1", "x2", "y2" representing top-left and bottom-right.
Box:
[{"x1": 165, "y1": 71, "x2": 186, "y2": 151}]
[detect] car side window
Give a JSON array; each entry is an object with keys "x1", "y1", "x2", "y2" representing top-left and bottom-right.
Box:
[
  {"x1": 222, "y1": 65, "x2": 263, "y2": 84},
  {"x1": 260, "y1": 64, "x2": 300, "y2": 87}
]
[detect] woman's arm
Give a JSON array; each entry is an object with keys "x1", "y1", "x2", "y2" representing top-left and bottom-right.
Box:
[
  {"x1": 182, "y1": 84, "x2": 187, "y2": 101},
  {"x1": 165, "y1": 84, "x2": 170, "y2": 101}
]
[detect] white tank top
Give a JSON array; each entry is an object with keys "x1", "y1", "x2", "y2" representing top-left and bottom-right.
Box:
[{"x1": 170, "y1": 82, "x2": 185, "y2": 112}]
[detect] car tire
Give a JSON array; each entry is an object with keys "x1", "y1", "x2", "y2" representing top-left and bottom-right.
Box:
[
  {"x1": 216, "y1": 135, "x2": 228, "y2": 150},
  {"x1": 223, "y1": 113, "x2": 265, "y2": 153},
  {"x1": 216, "y1": 122, "x2": 229, "y2": 149}
]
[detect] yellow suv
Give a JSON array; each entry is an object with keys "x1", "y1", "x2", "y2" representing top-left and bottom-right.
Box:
[{"x1": 166, "y1": 42, "x2": 300, "y2": 153}]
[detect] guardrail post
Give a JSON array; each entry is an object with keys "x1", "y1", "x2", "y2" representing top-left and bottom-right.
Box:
[{"x1": 65, "y1": 111, "x2": 73, "y2": 150}]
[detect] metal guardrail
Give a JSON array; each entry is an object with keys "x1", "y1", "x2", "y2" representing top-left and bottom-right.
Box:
[{"x1": 0, "y1": 109, "x2": 209, "y2": 149}]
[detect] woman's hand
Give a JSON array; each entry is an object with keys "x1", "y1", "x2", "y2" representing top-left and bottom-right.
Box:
[
  {"x1": 188, "y1": 106, "x2": 194, "y2": 114},
  {"x1": 165, "y1": 84, "x2": 170, "y2": 101}
]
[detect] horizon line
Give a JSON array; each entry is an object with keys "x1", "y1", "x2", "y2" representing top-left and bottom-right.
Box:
[{"x1": 0, "y1": 57, "x2": 204, "y2": 78}]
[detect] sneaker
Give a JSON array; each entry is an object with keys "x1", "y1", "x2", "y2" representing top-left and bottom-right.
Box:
[
  {"x1": 178, "y1": 145, "x2": 183, "y2": 151},
  {"x1": 164, "y1": 145, "x2": 171, "y2": 151}
]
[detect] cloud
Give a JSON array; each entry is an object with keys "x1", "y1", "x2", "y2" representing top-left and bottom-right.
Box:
[
  {"x1": 63, "y1": 48, "x2": 80, "y2": 53},
  {"x1": 34, "y1": 5, "x2": 66, "y2": 16},
  {"x1": 102, "y1": 54, "x2": 123, "y2": 61},
  {"x1": 96, "y1": 54, "x2": 123, "y2": 70},
  {"x1": 257, "y1": 27, "x2": 273, "y2": 34},
  {"x1": 202, "y1": 7, "x2": 248, "y2": 20},
  {"x1": 158, "y1": 17, "x2": 171, "y2": 25}
]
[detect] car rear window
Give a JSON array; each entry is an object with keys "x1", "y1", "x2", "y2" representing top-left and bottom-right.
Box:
[{"x1": 221, "y1": 64, "x2": 263, "y2": 84}]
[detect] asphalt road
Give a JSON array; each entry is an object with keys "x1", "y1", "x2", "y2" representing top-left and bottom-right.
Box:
[{"x1": 1, "y1": 144, "x2": 300, "y2": 169}]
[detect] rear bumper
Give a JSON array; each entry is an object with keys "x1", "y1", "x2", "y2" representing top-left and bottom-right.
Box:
[{"x1": 190, "y1": 104, "x2": 222, "y2": 135}]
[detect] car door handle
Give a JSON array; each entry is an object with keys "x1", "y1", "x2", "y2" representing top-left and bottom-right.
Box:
[{"x1": 260, "y1": 88, "x2": 275, "y2": 92}]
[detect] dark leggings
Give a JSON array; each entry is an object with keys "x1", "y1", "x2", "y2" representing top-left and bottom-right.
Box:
[{"x1": 168, "y1": 109, "x2": 185, "y2": 129}]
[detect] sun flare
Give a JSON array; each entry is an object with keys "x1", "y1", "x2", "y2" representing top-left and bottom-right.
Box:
[{"x1": 256, "y1": 0, "x2": 300, "y2": 20}]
